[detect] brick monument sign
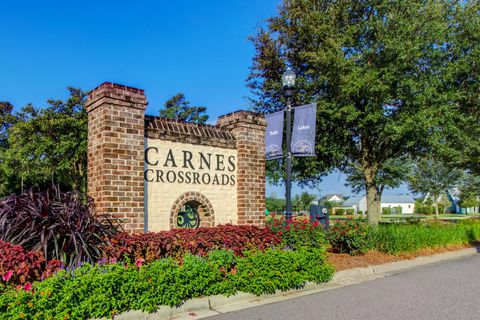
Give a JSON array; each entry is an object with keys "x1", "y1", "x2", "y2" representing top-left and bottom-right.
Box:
[{"x1": 86, "y1": 82, "x2": 266, "y2": 233}]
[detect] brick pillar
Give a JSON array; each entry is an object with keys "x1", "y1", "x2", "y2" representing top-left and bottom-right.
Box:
[
  {"x1": 86, "y1": 82, "x2": 147, "y2": 233},
  {"x1": 217, "y1": 111, "x2": 266, "y2": 227}
]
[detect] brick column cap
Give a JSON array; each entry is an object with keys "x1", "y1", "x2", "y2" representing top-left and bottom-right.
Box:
[
  {"x1": 216, "y1": 110, "x2": 266, "y2": 128},
  {"x1": 86, "y1": 82, "x2": 148, "y2": 113}
]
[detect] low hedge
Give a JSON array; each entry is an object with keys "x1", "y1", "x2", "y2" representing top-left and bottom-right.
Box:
[
  {"x1": 0, "y1": 248, "x2": 334, "y2": 319},
  {"x1": 103, "y1": 225, "x2": 281, "y2": 263}
]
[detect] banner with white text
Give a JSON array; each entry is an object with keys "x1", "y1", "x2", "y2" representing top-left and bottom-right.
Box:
[
  {"x1": 265, "y1": 110, "x2": 284, "y2": 160},
  {"x1": 291, "y1": 103, "x2": 317, "y2": 157}
]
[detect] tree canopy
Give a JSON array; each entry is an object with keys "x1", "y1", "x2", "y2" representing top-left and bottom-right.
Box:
[
  {"x1": 248, "y1": 0, "x2": 480, "y2": 224},
  {"x1": 458, "y1": 174, "x2": 480, "y2": 209},
  {"x1": 408, "y1": 158, "x2": 463, "y2": 217},
  {"x1": 0, "y1": 88, "x2": 87, "y2": 196},
  {"x1": 159, "y1": 93, "x2": 209, "y2": 124}
]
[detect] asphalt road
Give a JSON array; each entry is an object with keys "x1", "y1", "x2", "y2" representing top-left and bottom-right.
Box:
[{"x1": 207, "y1": 255, "x2": 480, "y2": 320}]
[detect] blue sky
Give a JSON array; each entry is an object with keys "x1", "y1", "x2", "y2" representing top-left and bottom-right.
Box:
[{"x1": 0, "y1": 0, "x2": 410, "y2": 198}]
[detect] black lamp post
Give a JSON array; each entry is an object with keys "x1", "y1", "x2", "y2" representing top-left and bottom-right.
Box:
[{"x1": 282, "y1": 67, "x2": 296, "y2": 223}]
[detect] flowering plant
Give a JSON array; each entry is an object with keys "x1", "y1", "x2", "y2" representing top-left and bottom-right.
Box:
[
  {"x1": 326, "y1": 219, "x2": 371, "y2": 255},
  {"x1": 266, "y1": 215, "x2": 328, "y2": 249}
]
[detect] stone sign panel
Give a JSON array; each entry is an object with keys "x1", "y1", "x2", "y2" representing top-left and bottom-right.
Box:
[{"x1": 86, "y1": 82, "x2": 266, "y2": 233}]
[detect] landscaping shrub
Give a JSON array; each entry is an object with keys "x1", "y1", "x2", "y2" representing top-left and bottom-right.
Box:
[
  {"x1": 104, "y1": 225, "x2": 282, "y2": 263},
  {"x1": 371, "y1": 220, "x2": 480, "y2": 255},
  {"x1": 266, "y1": 216, "x2": 328, "y2": 249},
  {"x1": 382, "y1": 207, "x2": 392, "y2": 215},
  {"x1": 0, "y1": 188, "x2": 120, "y2": 266},
  {"x1": 326, "y1": 220, "x2": 371, "y2": 255},
  {"x1": 345, "y1": 209, "x2": 354, "y2": 215},
  {"x1": 0, "y1": 248, "x2": 334, "y2": 319},
  {"x1": 0, "y1": 241, "x2": 61, "y2": 285},
  {"x1": 335, "y1": 208, "x2": 346, "y2": 215}
]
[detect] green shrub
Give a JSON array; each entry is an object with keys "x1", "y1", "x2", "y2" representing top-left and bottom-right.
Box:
[
  {"x1": 382, "y1": 207, "x2": 392, "y2": 215},
  {"x1": 345, "y1": 209, "x2": 354, "y2": 215},
  {"x1": 326, "y1": 220, "x2": 371, "y2": 255},
  {"x1": 336, "y1": 208, "x2": 346, "y2": 215},
  {"x1": 0, "y1": 248, "x2": 334, "y2": 319},
  {"x1": 415, "y1": 203, "x2": 435, "y2": 215},
  {"x1": 371, "y1": 220, "x2": 480, "y2": 255}
]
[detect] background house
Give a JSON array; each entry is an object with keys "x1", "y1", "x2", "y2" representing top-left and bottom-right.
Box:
[
  {"x1": 322, "y1": 194, "x2": 344, "y2": 203},
  {"x1": 342, "y1": 195, "x2": 415, "y2": 214}
]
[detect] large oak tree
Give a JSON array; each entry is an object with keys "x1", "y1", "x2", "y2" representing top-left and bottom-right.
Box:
[{"x1": 248, "y1": 0, "x2": 480, "y2": 224}]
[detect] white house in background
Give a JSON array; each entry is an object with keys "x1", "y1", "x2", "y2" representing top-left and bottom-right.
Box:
[
  {"x1": 342, "y1": 195, "x2": 415, "y2": 214},
  {"x1": 322, "y1": 194, "x2": 344, "y2": 202}
]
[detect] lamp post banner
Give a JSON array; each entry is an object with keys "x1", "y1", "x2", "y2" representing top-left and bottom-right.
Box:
[
  {"x1": 265, "y1": 110, "x2": 284, "y2": 160},
  {"x1": 291, "y1": 103, "x2": 317, "y2": 157}
]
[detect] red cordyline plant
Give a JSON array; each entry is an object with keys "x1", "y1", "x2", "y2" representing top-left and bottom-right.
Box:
[{"x1": 0, "y1": 187, "x2": 121, "y2": 266}]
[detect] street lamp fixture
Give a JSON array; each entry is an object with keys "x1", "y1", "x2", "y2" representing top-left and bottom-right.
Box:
[
  {"x1": 282, "y1": 67, "x2": 296, "y2": 223},
  {"x1": 282, "y1": 67, "x2": 296, "y2": 91}
]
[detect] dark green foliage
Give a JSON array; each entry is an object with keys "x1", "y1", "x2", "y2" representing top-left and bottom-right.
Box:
[
  {"x1": 159, "y1": 92, "x2": 209, "y2": 124},
  {"x1": 0, "y1": 188, "x2": 120, "y2": 266},
  {"x1": 248, "y1": 0, "x2": 480, "y2": 224},
  {"x1": 266, "y1": 196, "x2": 285, "y2": 213},
  {"x1": 0, "y1": 88, "x2": 87, "y2": 195},
  {"x1": 335, "y1": 208, "x2": 346, "y2": 215},
  {"x1": 298, "y1": 192, "x2": 316, "y2": 210},
  {"x1": 371, "y1": 220, "x2": 480, "y2": 255},
  {"x1": 326, "y1": 220, "x2": 371, "y2": 255},
  {"x1": 0, "y1": 248, "x2": 334, "y2": 319},
  {"x1": 0, "y1": 101, "x2": 16, "y2": 149},
  {"x1": 458, "y1": 175, "x2": 480, "y2": 209},
  {"x1": 345, "y1": 209, "x2": 354, "y2": 215},
  {"x1": 382, "y1": 207, "x2": 392, "y2": 215}
]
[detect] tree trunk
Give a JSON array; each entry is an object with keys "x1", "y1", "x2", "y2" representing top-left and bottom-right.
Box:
[
  {"x1": 366, "y1": 185, "x2": 382, "y2": 225},
  {"x1": 434, "y1": 199, "x2": 439, "y2": 219},
  {"x1": 365, "y1": 167, "x2": 382, "y2": 225}
]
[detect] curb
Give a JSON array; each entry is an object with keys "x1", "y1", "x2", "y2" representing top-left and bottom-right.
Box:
[{"x1": 108, "y1": 247, "x2": 479, "y2": 319}]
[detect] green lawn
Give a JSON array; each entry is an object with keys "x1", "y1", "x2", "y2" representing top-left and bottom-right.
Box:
[{"x1": 329, "y1": 213, "x2": 480, "y2": 222}]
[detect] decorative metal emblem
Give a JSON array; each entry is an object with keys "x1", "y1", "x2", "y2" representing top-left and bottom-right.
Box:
[{"x1": 177, "y1": 204, "x2": 200, "y2": 228}]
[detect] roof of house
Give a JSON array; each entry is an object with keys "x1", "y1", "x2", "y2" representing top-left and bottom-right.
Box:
[
  {"x1": 342, "y1": 196, "x2": 362, "y2": 207},
  {"x1": 323, "y1": 193, "x2": 344, "y2": 201},
  {"x1": 382, "y1": 195, "x2": 415, "y2": 203},
  {"x1": 343, "y1": 195, "x2": 415, "y2": 206}
]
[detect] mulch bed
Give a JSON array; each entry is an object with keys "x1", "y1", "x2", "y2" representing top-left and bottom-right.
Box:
[{"x1": 328, "y1": 243, "x2": 473, "y2": 271}]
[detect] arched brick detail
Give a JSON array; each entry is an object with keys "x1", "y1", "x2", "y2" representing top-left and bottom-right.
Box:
[{"x1": 170, "y1": 192, "x2": 215, "y2": 229}]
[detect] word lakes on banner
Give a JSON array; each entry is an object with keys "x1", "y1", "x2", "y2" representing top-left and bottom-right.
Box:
[
  {"x1": 264, "y1": 103, "x2": 317, "y2": 159},
  {"x1": 291, "y1": 103, "x2": 316, "y2": 157}
]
